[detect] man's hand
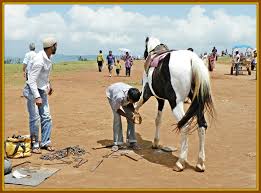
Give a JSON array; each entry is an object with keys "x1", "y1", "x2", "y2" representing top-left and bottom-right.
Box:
[
  {"x1": 35, "y1": 97, "x2": 42, "y2": 106},
  {"x1": 126, "y1": 114, "x2": 135, "y2": 123},
  {"x1": 132, "y1": 112, "x2": 142, "y2": 124},
  {"x1": 48, "y1": 87, "x2": 54, "y2": 96}
]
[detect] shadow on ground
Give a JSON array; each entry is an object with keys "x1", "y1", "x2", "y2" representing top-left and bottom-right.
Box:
[{"x1": 97, "y1": 132, "x2": 194, "y2": 171}]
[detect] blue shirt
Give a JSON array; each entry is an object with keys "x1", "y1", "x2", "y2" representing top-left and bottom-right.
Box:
[{"x1": 107, "y1": 55, "x2": 115, "y2": 65}]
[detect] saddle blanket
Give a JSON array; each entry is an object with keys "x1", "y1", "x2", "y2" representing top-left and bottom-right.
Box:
[{"x1": 150, "y1": 52, "x2": 169, "y2": 68}]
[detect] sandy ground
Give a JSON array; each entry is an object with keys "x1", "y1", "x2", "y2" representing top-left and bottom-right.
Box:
[{"x1": 4, "y1": 60, "x2": 257, "y2": 189}]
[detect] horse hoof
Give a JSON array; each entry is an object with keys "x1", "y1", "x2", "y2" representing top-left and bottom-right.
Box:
[
  {"x1": 173, "y1": 165, "x2": 183, "y2": 172},
  {"x1": 152, "y1": 144, "x2": 162, "y2": 149},
  {"x1": 195, "y1": 164, "x2": 205, "y2": 172},
  {"x1": 173, "y1": 162, "x2": 184, "y2": 172}
]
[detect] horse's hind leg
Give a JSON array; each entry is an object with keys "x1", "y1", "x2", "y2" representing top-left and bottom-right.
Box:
[
  {"x1": 169, "y1": 101, "x2": 188, "y2": 172},
  {"x1": 152, "y1": 99, "x2": 165, "y2": 149},
  {"x1": 196, "y1": 113, "x2": 208, "y2": 172}
]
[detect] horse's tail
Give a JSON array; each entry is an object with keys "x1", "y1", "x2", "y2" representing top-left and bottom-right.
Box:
[{"x1": 177, "y1": 53, "x2": 215, "y2": 130}]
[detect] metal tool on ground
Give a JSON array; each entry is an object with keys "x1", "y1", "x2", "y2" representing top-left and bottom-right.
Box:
[
  {"x1": 73, "y1": 158, "x2": 88, "y2": 168},
  {"x1": 40, "y1": 145, "x2": 87, "y2": 160},
  {"x1": 120, "y1": 151, "x2": 143, "y2": 161},
  {"x1": 92, "y1": 144, "x2": 114, "y2": 150},
  {"x1": 90, "y1": 148, "x2": 119, "y2": 172},
  {"x1": 59, "y1": 159, "x2": 73, "y2": 164},
  {"x1": 12, "y1": 161, "x2": 31, "y2": 169},
  {"x1": 43, "y1": 159, "x2": 72, "y2": 165},
  {"x1": 103, "y1": 151, "x2": 115, "y2": 158},
  {"x1": 90, "y1": 159, "x2": 104, "y2": 172},
  {"x1": 161, "y1": 146, "x2": 177, "y2": 152},
  {"x1": 43, "y1": 162, "x2": 71, "y2": 166}
]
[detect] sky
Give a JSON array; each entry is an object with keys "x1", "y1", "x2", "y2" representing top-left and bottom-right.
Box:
[{"x1": 4, "y1": 4, "x2": 257, "y2": 57}]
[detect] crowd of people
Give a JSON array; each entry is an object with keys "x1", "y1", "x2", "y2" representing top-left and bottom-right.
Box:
[{"x1": 96, "y1": 50, "x2": 134, "y2": 77}]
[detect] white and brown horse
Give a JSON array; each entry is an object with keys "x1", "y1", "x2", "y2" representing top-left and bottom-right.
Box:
[{"x1": 135, "y1": 37, "x2": 215, "y2": 172}]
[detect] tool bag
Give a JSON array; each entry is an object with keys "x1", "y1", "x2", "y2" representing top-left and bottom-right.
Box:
[{"x1": 5, "y1": 135, "x2": 31, "y2": 158}]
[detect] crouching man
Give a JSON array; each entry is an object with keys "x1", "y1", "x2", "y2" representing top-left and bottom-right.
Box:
[{"x1": 106, "y1": 82, "x2": 141, "y2": 150}]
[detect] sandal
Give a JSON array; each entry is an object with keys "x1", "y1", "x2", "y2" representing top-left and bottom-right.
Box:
[
  {"x1": 31, "y1": 148, "x2": 42, "y2": 154},
  {"x1": 41, "y1": 145, "x2": 55, "y2": 152}
]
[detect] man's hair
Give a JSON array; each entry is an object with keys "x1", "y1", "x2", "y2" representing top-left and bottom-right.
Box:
[
  {"x1": 99, "y1": 50, "x2": 102, "y2": 53},
  {"x1": 29, "y1": 43, "x2": 35, "y2": 51},
  {"x1": 128, "y1": 88, "x2": 141, "y2": 102}
]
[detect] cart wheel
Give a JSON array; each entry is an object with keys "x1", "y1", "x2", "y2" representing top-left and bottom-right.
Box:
[
  {"x1": 248, "y1": 68, "x2": 251, "y2": 75},
  {"x1": 230, "y1": 66, "x2": 233, "y2": 75}
]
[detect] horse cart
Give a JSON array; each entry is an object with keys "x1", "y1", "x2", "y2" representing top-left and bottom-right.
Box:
[{"x1": 230, "y1": 45, "x2": 253, "y2": 76}]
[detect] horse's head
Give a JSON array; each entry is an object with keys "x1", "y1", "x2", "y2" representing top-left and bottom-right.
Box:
[{"x1": 144, "y1": 37, "x2": 161, "y2": 59}]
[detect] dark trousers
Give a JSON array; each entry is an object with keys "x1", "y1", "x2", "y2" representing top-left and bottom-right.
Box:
[
  {"x1": 116, "y1": 69, "x2": 120, "y2": 76},
  {"x1": 126, "y1": 67, "x2": 131, "y2": 76},
  {"x1": 97, "y1": 61, "x2": 103, "y2": 72}
]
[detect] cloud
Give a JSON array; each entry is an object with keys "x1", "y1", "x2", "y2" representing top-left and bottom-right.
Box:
[{"x1": 4, "y1": 4, "x2": 256, "y2": 56}]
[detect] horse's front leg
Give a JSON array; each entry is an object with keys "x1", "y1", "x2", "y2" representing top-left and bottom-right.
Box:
[
  {"x1": 152, "y1": 99, "x2": 165, "y2": 149},
  {"x1": 134, "y1": 83, "x2": 152, "y2": 112}
]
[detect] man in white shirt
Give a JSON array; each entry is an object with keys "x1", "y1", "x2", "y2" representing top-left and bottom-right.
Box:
[
  {"x1": 233, "y1": 50, "x2": 241, "y2": 76},
  {"x1": 22, "y1": 43, "x2": 37, "y2": 80},
  {"x1": 106, "y1": 82, "x2": 141, "y2": 150},
  {"x1": 24, "y1": 37, "x2": 57, "y2": 154}
]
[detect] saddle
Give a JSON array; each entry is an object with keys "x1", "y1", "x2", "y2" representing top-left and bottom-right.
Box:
[
  {"x1": 152, "y1": 44, "x2": 169, "y2": 54},
  {"x1": 146, "y1": 44, "x2": 174, "y2": 71}
]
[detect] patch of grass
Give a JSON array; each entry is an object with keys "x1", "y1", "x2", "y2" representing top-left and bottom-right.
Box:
[
  {"x1": 4, "y1": 63, "x2": 25, "y2": 87},
  {"x1": 4, "y1": 60, "x2": 96, "y2": 87},
  {"x1": 216, "y1": 56, "x2": 232, "y2": 65},
  {"x1": 52, "y1": 61, "x2": 96, "y2": 74}
]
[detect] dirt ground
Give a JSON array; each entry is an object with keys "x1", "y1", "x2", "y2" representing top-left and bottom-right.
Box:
[{"x1": 4, "y1": 60, "x2": 257, "y2": 189}]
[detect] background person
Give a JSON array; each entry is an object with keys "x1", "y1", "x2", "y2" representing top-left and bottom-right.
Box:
[
  {"x1": 106, "y1": 50, "x2": 116, "y2": 77},
  {"x1": 123, "y1": 52, "x2": 133, "y2": 77},
  {"x1": 97, "y1": 50, "x2": 104, "y2": 72},
  {"x1": 115, "y1": 59, "x2": 121, "y2": 76},
  {"x1": 23, "y1": 43, "x2": 37, "y2": 80}
]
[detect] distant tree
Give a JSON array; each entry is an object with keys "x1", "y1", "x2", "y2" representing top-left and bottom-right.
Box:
[{"x1": 17, "y1": 58, "x2": 21, "y2": 64}]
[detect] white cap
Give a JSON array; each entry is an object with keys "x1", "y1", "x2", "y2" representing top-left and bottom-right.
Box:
[{"x1": 43, "y1": 37, "x2": 57, "y2": 48}]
